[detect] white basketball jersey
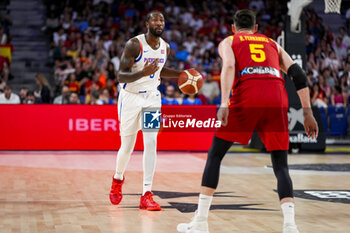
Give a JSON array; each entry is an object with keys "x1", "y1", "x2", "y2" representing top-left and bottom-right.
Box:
[{"x1": 120, "y1": 34, "x2": 167, "y2": 93}]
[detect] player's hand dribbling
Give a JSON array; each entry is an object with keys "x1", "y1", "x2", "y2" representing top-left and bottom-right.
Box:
[
  {"x1": 217, "y1": 103, "x2": 229, "y2": 126},
  {"x1": 142, "y1": 58, "x2": 159, "y2": 76},
  {"x1": 303, "y1": 111, "x2": 318, "y2": 139}
]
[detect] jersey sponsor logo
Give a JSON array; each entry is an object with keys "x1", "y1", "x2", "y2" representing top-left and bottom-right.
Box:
[
  {"x1": 144, "y1": 58, "x2": 165, "y2": 63},
  {"x1": 239, "y1": 66, "x2": 280, "y2": 78},
  {"x1": 144, "y1": 50, "x2": 149, "y2": 53},
  {"x1": 143, "y1": 110, "x2": 161, "y2": 129}
]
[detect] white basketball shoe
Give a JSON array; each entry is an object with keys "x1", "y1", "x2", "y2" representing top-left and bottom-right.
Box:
[
  {"x1": 177, "y1": 211, "x2": 209, "y2": 233},
  {"x1": 283, "y1": 223, "x2": 300, "y2": 233}
]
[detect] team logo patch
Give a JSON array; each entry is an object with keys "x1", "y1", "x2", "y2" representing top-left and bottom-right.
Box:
[
  {"x1": 143, "y1": 109, "x2": 161, "y2": 129},
  {"x1": 293, "y1": 190, "x2": 350, "y2": 204},
  {"x1": 161, "y1": 49, "x2": 165, "y2": 54}
]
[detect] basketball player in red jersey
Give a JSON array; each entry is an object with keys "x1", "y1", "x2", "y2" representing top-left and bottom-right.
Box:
[{"x1": 177, "y1": 10, "x2": 318, "y2": 233}]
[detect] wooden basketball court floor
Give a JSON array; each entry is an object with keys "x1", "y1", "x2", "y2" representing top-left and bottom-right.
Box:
[{"x1": 0, "y1": 150, "x2": 349, "y2": 233}]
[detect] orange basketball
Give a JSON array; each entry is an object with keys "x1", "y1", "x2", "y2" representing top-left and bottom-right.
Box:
[{"x1": 178, "y1": 69, "x2": 203, "y2": 94}]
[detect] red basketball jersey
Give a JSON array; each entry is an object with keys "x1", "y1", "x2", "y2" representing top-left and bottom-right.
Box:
[{"x1": 230, "y1": 33, "x2": 283, "y2": 88}]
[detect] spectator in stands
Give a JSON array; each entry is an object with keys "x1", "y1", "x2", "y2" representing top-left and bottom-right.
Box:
[
  {"x1": 200, "y1": 73, "x2": 220, "y2": 104},
  {"x1": 53, "y1": 85, "x2": 70, "y2": 104},
  {"x1": 66, "y1": 42, "x2": 79, "y2": 60},
  {"x1": 0, "y1": 56, "x2": 9, "y2": 83},
  {"x1": 44, "y1": 0, "x2": 349, "y2": 109},
  {"x1": 306, "y1": 70, "x2": 317, "y2": 87},
  {"x1": 307, "y1": 51, "x2": 321, "y2": 75},
  {"x1": 0, "y1": 26, "x2": 7, "y2": 44},
  {"x1": 162, "y1": 85, "x2": 179, "y2": 105},
  {"x1": 322, "y1": 67, "x2": 337, "y2": 88},
  {"x1": 23, "y1": 91, "x2": 37, "y2": 104},
  {"x1": 175, "y1": 45, "x2": 189, "y2": 62},
  {"x1": 0, "y1": 71, "x2": 7, "y2": 91},
  {"x1": 65, "y1": 73, "x2": 80, "y2": 93},
  {"x1": 34, "y1": 73, "x2": 51, "y2": 103},
  {"x1": 183, "y1": 35, "x2": 198, "y2": 54},
  {"x1": 322, "y1": 51, "x2": 342, "y2": 72},
  {"x1": 331, "y1": 86, "x2": 347, "y2": 107},
  {"x1": 210, "y1": 62, "x2": 221, "y2": 83},
  {"x1": 53, "y1": 27, "x2": 67, "y2": 46},
  {"x1": 339, "y1": 73, "x2": 349, "y2": 94},
  {"x1": 0, "y1": 85, "x2": 20, "y2": 104},
  {"x1": 106, "y1": 78, "x2": 117, "y2": 98},
  {"x1": 174, "y1": 88, "x2": 184, "y2": 105},
  {"x1": 311, "y1": 83, "x2": 328, "y2": 108},
  {"x1": 69, "y1": 92, "x2": 80, "y2": 104},
  {"x1": 90, "y1": 90, "x2": 103, "y2": 105},
  {"x1": 54, "y1": 60, "x2": 75, "y2": 87},
  {"x1": 19, "y1": 87, "x2": 28, "y2": 104},
  {"x1": 106, "y1": 62, "x2": 117, "y2": 81},
  {"x1": 100, "y1": 88, "x2": 114, "y2": 104},
  {"x1": 318, "y1": 74, "x2": 331, "y2": 99},
  {"x1": 339, "y1": 62, "x2": 350, "y2": 81},
  {"x1": 332, "y1": 36, "x2": 347, "y2": 60},
  {"x1": 249, "y1": 0, "x2": 265, "y2": 11},
  {"x1": 43, "y1": 12, "x2": 59, "y2": 34},
  {"x1": 182, "y1": 94, "x2": 202, "y2": 105},
  {"x1": 339, "y1": 27, "x2": 350, "y2": 48}
]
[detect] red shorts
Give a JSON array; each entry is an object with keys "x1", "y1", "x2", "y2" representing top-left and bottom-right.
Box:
[{"x1": 215, "y1": 79, "x2": 289, "y2": 151}]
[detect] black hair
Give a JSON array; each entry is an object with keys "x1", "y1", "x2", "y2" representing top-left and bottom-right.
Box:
[
  {"x1": 334, "y1": 85, "x2": 342, "y2": 93},
  {"x1": 27, "y1": 90, "x2": 34, "y2": 97},
  {"x1": 233, "y1": 9, "x2": 256, "y2": 30},
  {"x1": 146, "y1": 10, "x2": 163, "y2": 22}
]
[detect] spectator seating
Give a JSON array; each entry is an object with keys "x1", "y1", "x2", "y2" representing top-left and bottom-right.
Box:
[
  {"x1": 326, "y1": 106, "x2": 348, "y2": 136},
  {"x1": 318, "y1": 107, "x2": 328, "y2": 134}
]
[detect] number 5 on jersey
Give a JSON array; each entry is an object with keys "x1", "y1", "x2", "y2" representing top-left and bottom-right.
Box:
[{"x1": 249, "y1": 44, "x2": 266, "y2": 62}]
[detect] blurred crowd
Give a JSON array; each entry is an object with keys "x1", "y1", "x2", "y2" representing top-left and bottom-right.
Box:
[
  {"x1": 305, "y1": 8, "x2": 350, "y2": 108},
  {"x1": 0, "y1": 0, "x2": 349, "y2": 107}
]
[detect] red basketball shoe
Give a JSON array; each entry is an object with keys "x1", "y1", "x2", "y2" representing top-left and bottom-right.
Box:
[
  {"x1": 109, "y1": 176, "x2": 124, "y2": 205},
  {"x1": 139, "y1": 191, "x2": 161, "y2": 211}
]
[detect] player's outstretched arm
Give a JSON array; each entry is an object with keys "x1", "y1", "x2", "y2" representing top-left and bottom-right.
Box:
[
  {"x1": 160, "y1": 44, "x2": 183, "y2": 78},
  {"x1": 118, "y1": 38, "x2": 160, "y2": 83},
  {"x1": 217, "y1": 37, "x2": 235, "y2": 126},
  {"x1": 279, "y1": 46, "x2": 318, "y2": 139}
]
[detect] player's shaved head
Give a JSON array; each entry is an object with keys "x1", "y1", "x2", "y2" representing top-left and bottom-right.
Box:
[
  {"x1": 146, "y1": 10, "x2": 163, "y2": 22},
  {"x1": 233, "y1": 9, "x2": 256, "y2": 30}
]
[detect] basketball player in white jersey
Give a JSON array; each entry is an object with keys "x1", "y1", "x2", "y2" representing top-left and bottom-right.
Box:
[{"x1": 109, "y1": 11, "x2": 184, "y2": 211}]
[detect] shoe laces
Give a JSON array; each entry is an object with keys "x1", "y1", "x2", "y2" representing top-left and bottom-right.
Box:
[
  {"x1": 111, "y1": 181, "x2": 122, "y2": 193},
  {"x1": 145, "y1": 192, "x2": 156, "y2": 204}
]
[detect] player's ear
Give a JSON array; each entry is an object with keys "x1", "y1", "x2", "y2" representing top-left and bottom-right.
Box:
[
  {"x1": 232, "y1": 24, "x2": 236, "y2": 33},
  {"x1": 254, "y1": 24, "x2": 258, "y2": 33}
]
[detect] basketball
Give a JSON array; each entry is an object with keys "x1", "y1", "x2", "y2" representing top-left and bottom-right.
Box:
[{"x1": 178, "y1": 69, "x2": 203, "y2": 94}]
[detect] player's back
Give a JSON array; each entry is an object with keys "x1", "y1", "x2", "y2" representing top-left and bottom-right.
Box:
[
  {"x1": 231, "y1": 33, "x2": 283, "y2": 86},
  {"x1": 120, "y1": 34, "x2": 167, "y2": 93}
]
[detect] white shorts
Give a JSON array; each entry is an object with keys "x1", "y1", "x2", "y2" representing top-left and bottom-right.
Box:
[{"x1": 118, "y1": 89, "x2": 161, "y2": 136}]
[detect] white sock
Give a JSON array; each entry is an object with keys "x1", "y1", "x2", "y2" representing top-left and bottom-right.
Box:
[
  {"x1": 281, "y1": 202, "x2": 295, "y2": 225},
  {"x1": 142, "y1": 132, "x2": 158, "y2": 195},
  {"x1": 197, "y1": 194, "x2": 213, "y2": 219},
  {"x1": 114, "y1": 134, "x2": 137, "y2": 180}
]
